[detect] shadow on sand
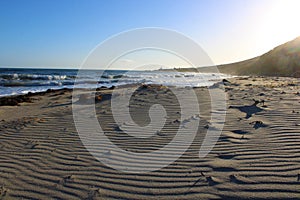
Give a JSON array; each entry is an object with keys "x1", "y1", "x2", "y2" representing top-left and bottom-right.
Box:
[{"x1": 229, "y1": 100, "x2": 264, "y2": 119}]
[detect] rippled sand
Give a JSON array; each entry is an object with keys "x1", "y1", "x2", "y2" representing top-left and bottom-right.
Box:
[{"x1": 0, "y1": 76, "x2": 300, "y2": 199}]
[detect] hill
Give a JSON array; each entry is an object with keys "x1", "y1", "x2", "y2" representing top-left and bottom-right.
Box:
[{"x1": 215, "y1": 36, "x2": 300, "y2": 77}]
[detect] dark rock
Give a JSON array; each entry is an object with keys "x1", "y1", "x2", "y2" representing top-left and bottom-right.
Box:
[
  {"x1": 222, "y1": 79, "x2": 231, "y2": 84},
  {"x1": 250, "y1": 120, "x2": 268, "y2": 129},
  {"x1": 0, "y1": 95, "x2": 33, "y2": 106},
  {"x1": 96, "y1": 86, "x2": 108, "y2": 91},
  {"x1": 173, "y1": 119, "x2": 180, "y2": 124}
]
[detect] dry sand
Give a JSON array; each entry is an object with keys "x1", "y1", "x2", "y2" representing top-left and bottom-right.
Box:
[{"x1": 0, "y1": 76, "x2": 300, "y2": 199}]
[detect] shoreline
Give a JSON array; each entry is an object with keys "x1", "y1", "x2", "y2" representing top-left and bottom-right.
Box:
[{"x1": 0, "y1": 81, "x2": 213, "y2": 106}]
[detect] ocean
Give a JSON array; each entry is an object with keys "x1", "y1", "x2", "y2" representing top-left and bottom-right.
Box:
[{"x1": 0, "y1": 68, "x2": 230, "y2": 97}]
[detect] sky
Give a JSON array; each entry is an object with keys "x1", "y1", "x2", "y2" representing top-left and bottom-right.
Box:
[{"x1": 1, "y1": 0, "x2": 300, "y2": 69}]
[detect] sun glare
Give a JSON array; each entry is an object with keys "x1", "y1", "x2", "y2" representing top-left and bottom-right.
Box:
[{"x1": 258, "y1": 0, "x2": 300, "y2": 51}]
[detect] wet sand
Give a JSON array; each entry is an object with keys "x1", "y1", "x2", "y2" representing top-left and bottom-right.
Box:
[{"x1": 0, "y1": 76, "x2": 300, "y2": 199}]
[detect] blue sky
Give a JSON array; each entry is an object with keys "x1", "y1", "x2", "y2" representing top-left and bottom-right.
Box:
[{"x1": 1, "y1": 0, "x2": 300, "y2": 69}]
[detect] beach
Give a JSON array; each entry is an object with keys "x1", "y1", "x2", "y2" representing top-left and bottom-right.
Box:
[
  {"x1": 2, "y1": 0, "x2": 300, "y2": 199},
  {"x1": 0, "y1": 76, "x2": 300, "y2": 199}
]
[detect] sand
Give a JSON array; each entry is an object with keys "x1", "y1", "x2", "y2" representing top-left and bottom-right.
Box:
[{"x1": 0, "y1": 76, "x2": 300, "y2": 199}]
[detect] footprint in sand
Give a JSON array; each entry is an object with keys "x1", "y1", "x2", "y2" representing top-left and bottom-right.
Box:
[
  {"x1": 156, "y1": 130, "x2": 165, "y2": 136},
  {"x1": 229, "y1": 174, "x2": 254, "y2": 184},
  {"x1": 0, "y1": 186, "x2": 8, "y2": 198},
  {"x1": 206, "y1": 176, "x2": 219, "y2": 186},
  {"x1": 191, "y1": 173, "x2": 219, "y2": 187},
  {"x1": 85, "y1": 188, "x2": 102, "y2": 199},
  {"x1": 218, "y1": 153, "x2": 236, "y2": 160},
  {"x1": 232, "y1": 130, "x2": 248, "y2": 135},
  {"x1": 24, "y1": 140, "x2": 38, "y2": 149},
  {"x1": 59, "y1": 175, "x2": 74, "y2": 185}
]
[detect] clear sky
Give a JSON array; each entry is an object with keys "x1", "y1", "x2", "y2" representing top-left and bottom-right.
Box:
[{"x1": 1, "y1": 0, "x2": 300, "y2": 69}]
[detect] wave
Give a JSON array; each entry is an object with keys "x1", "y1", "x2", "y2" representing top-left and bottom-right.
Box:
[
  {"x1": 0, "y1": 69, "x2": 232, "y2": 97},
  {"x1": 101, "y1": 74, "x2": 130, "y2": 79},
  {"x1": 0, "y1": 81, "x2": 75, "y2": 87},
  {"x1": 0, "y1": 74, "x2": 74, "y2": 81}
]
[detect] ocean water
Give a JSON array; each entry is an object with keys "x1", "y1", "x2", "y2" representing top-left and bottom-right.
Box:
[{"x1": 0, "y1": 68, "x2": 230, "y2": 97}]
